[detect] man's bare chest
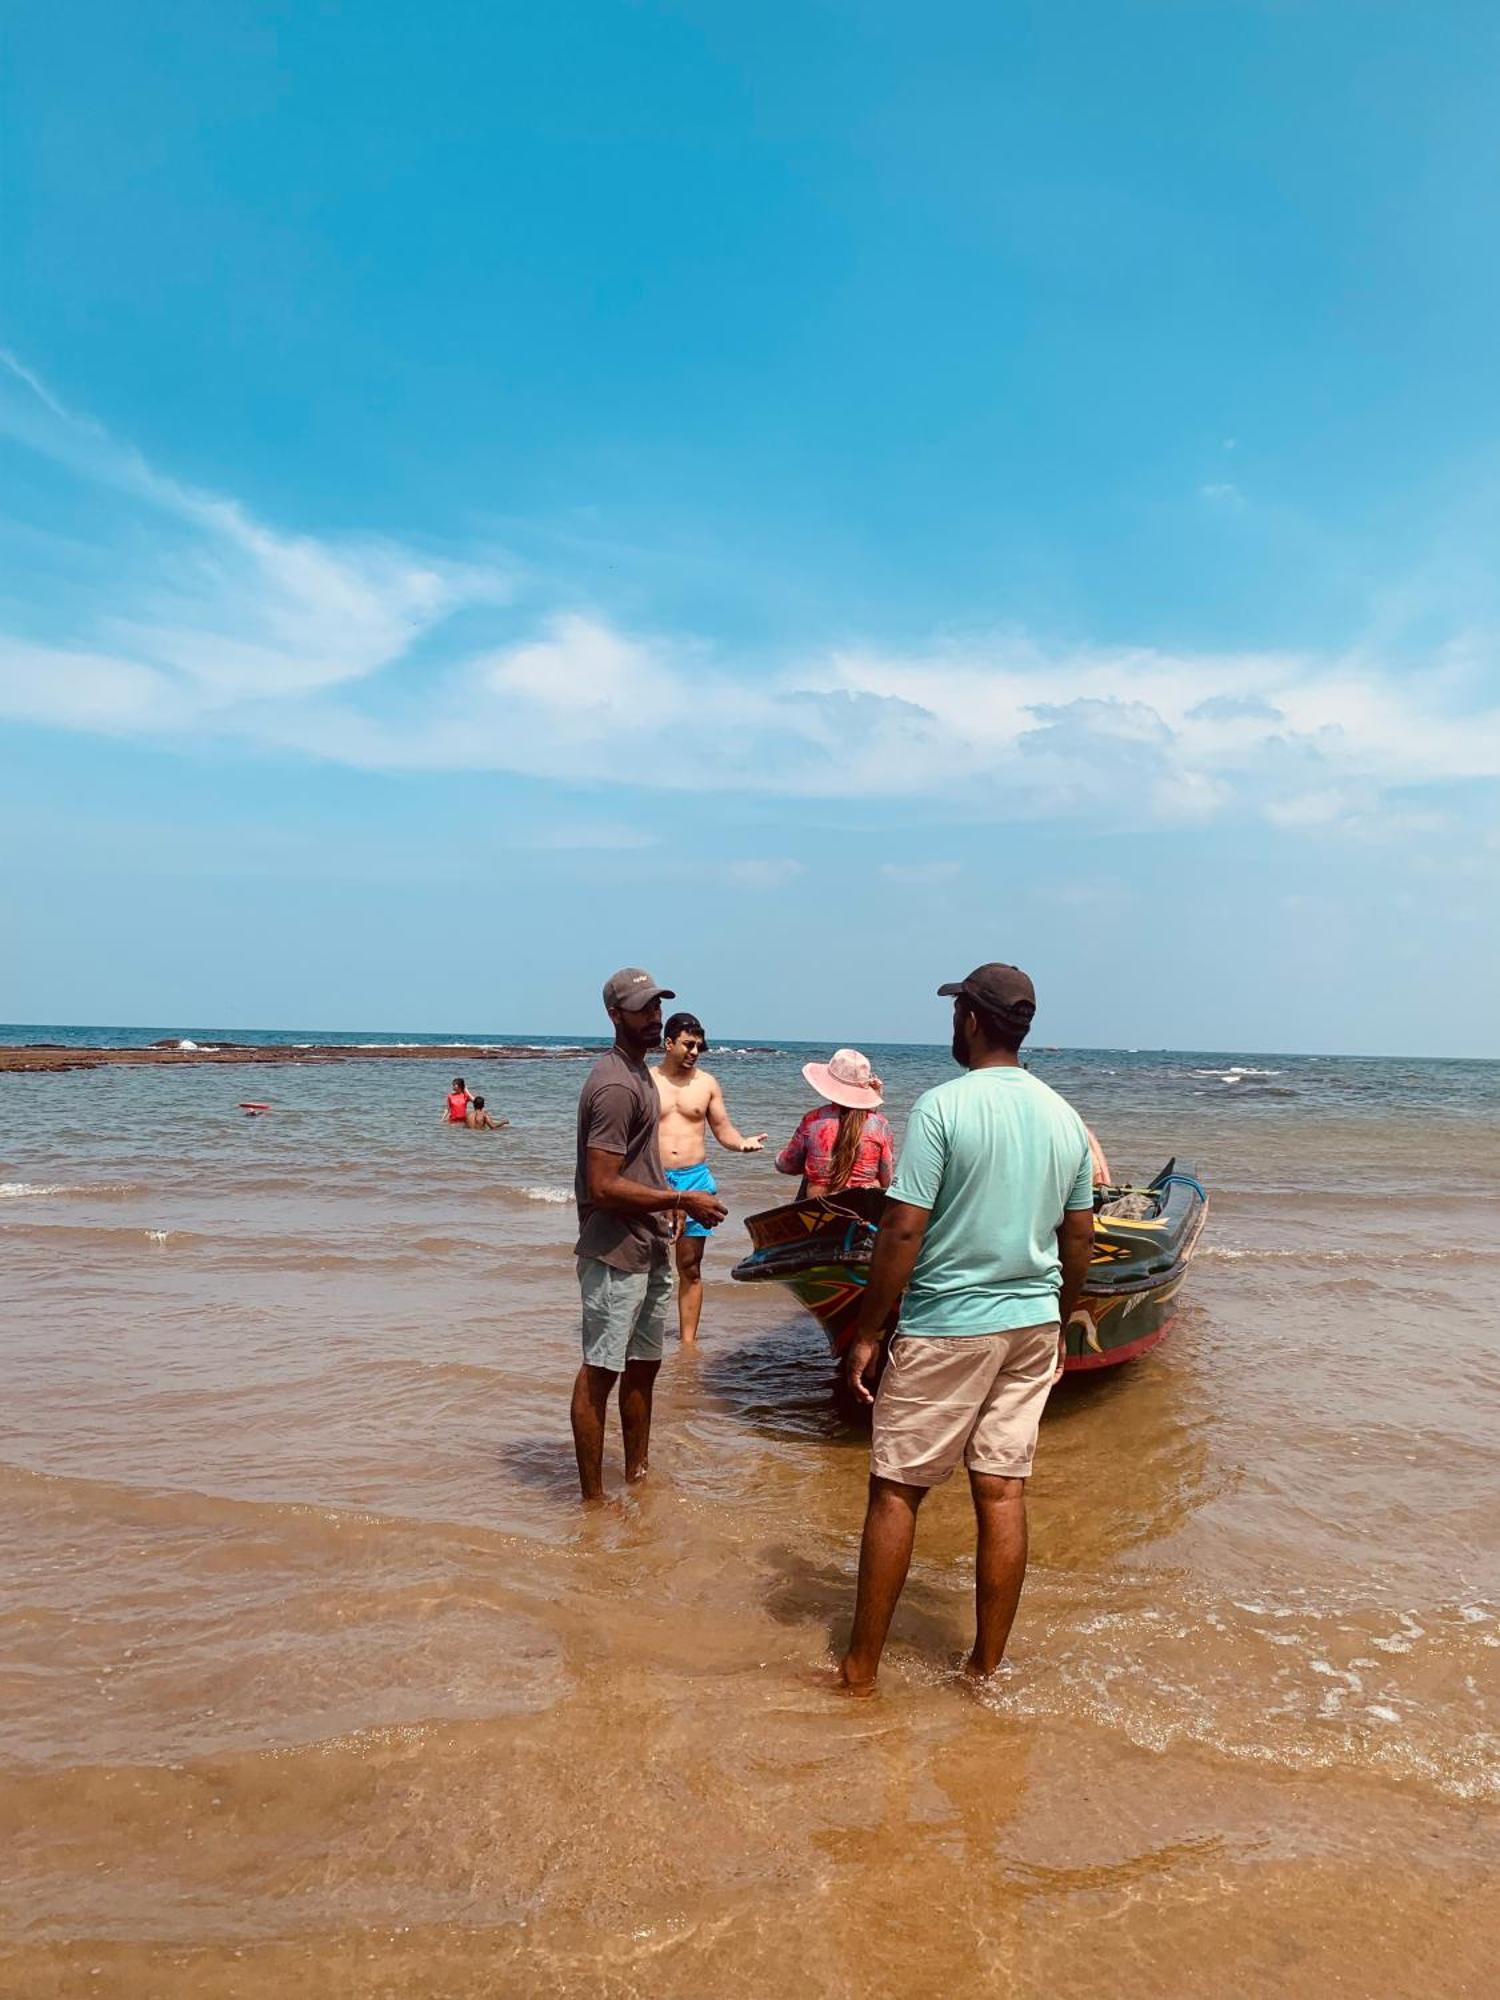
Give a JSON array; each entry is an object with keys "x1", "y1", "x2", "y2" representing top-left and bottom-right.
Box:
[{"x1": 656, "y1": 1076, "x2": 711, "y2": 1122}]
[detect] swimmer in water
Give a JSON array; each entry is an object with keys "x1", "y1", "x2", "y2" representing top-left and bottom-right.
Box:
[
  {"x1": 443, "y1": 1077, "x2": 471, "y2": 1124},
  {"x1": 465, "y1": 1094, "x2": 508, "y2": 1131}
]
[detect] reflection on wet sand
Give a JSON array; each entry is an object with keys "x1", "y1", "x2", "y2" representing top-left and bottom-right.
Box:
[
  {"x1": 698, "y1": 1311, "x2": 863, "y2": 1445},
  {"x1": 703, "y1": 1294, "x2": 1215, "y2": 1568},
  {"x1": 1037, "y1": 1300, "x2": 1218, "y2": 1567}
]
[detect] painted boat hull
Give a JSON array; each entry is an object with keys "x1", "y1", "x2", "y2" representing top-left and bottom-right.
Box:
[{"x1": 730, "y1": 1162, "x2": 1208, "y2": 1374}]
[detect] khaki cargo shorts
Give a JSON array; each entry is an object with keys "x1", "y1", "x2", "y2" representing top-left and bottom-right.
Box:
[{"x1": 870, "y1": 1323, "x2": 1060, "y2": 1486}]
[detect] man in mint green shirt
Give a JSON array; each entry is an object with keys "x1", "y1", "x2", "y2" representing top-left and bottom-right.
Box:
[{"x1": 837, "y1": 964, "x2": 1096, "y2": 1696}]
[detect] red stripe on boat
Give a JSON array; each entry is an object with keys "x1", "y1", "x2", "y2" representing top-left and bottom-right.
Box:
[{"x1": 1064, "y1": 1315, "x2": 1175, "y2": 1372}]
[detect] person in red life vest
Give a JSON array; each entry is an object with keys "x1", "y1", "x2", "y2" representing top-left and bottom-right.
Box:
[{"x1": 443, "y1": 1077, "x2": 471, "y2": 1123}]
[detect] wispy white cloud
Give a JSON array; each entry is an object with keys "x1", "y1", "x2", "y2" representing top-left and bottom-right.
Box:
[
  {"x1": 724, "y1": 858, "x2": 806, "y2": 890},
  {"x1": 1265, "y1": 788, "x2": 1353, "y2": 830},
  {"x1": 0, "y1": 639, "x2": 172, "y2": 729},
  {"x1": 4, "y1": 356, "x2": 1500, "y2": 841},
  {"x1": 0, "y1": 350, "x2": 509, "y2": 717}
]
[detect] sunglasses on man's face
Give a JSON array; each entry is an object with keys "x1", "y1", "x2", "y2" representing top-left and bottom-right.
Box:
[{"x1": 679, "y1": 1040, "x2": 706, "y2": 1054}]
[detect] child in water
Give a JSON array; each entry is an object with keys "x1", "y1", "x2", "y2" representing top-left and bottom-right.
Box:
[{"x1": 465, "y1": 1094, "x2": 507, "y2": 1131}]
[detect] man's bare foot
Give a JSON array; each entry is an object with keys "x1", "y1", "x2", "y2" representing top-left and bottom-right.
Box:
[
  {"x1": 836, "y1": 1657, "x2": 879, "y2": 1698},
  {"x1": 960, "y1": 1651, "x2": 1011, "y2": 1684}
]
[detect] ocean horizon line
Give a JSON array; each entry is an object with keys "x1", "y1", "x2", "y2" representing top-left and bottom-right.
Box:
[{"x1": 2, "y1": 1022, "x2": 1497, "y2": 1066}]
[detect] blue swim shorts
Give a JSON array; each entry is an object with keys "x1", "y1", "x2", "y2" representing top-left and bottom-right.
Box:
[{"x1": 665, "y1": 1161, "x2": 719, "y2": 1238}]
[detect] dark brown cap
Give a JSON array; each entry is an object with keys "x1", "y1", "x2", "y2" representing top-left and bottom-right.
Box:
[
  {"x1": 601, "y1": 967, "x2": 676, "y2": 1014},
  {"x1": 938, "y1": 963, "x2": 1037, "y2": 1024}
]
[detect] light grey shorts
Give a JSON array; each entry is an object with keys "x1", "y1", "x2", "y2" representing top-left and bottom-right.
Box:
[
  {"x1": 871, "y1": 1323, "x2": 1060, "y2": 1486},
  {"x1": 577, "y1": 1254, "x2": 674, "y2": 1372}
]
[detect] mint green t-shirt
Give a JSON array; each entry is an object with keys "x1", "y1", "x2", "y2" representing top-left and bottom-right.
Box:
[{"x1": 888, "y1": 1067, "x2": 1094, "y2": 1336}]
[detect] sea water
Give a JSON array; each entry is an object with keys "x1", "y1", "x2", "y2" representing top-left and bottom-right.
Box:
[{"x1": 2, "y1": 1034, "x2": 1498, "y2": 1995}]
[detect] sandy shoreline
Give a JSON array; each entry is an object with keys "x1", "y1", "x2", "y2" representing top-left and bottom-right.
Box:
[
  {"x1": 6, "y1": 1044, "x2": 1498, "y2": 1997},
  {"x1": 0, "y1": 1042, "x2": 591, "y2": 1074}
]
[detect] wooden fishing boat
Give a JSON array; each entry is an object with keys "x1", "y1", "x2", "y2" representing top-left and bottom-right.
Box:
[{"x1": 730, "y1": 1161, "x2": 1208, "y2": 1374}]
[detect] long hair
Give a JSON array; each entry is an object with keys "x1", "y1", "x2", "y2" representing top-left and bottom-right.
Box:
[{"x1": 826, "y1": 1106, "x2": 869, "y2": 1192}]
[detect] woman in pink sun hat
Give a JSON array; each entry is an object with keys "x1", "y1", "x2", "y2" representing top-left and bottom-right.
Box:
[{"x1": 775, "y1": 1049, "x2": 896, "y2": 1198}]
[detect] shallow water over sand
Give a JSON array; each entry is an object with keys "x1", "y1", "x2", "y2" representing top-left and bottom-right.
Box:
[{"x1": 3, "y1": 1042, "x2": 1498, "y2": 1996}]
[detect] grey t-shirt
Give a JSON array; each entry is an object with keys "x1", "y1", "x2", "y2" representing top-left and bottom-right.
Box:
[{"x1": 574, "y1": 1044, "x2": 670, "y2": 1272}]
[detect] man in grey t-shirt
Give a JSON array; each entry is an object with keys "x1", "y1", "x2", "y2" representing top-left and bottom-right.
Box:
[{"x1": 569, "y1": 968, "x2": 726, "y2": 1502}]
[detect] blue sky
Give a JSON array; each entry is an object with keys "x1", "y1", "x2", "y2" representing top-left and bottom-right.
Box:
[{"x1": 3, "y1": 1, "x2": 1498, "y2": 1054}]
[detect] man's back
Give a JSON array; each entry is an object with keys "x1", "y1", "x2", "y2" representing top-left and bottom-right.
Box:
[{"x1": 889, "y1": 1067, "x2": 1094, "y2": 1335}]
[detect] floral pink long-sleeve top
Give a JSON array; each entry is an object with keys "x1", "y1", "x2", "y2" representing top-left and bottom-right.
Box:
[{"x1": 774, "y1": 1105, "x2": 895, "y2": 1192}]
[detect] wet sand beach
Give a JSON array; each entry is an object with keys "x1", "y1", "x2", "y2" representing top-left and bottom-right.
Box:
[{"x1": 3, "y1": 1040, "x2": 1497, "y2": 1997}]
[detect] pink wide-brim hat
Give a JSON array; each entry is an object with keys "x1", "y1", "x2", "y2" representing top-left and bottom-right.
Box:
[{"x1": 802, "y1": 1048, "x2": 884, "y2": 1111}]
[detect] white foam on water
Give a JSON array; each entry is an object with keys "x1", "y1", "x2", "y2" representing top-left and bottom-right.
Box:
[
  {"x1": 974, "y1": 1581, "x2": 1500, "y2": 1803},
  {"x1": 1, "y1": 1181, "x2": 142, "y2": 1200},
  {"x1": 1191, "y1": 1065, "x2": 1283, "y2": 1083},
  {"x1": 520, "y1": 1185, "x2": 573, "y2": 1205},
  {"x1": 1202, "y1": 1243, "x2": 1492, "y2": 1268}
]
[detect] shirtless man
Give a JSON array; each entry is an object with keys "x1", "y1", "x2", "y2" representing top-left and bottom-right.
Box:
[
  {"x1": 652, "y1": 1013, "x2": 766, "y2": 1343},
  {"x1": 464, "y1": 1094, "x2": 508, "y2": 1130}
]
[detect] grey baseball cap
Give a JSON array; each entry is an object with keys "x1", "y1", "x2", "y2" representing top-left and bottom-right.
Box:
[
  {"x1": 938, "y1": 962, "x2": 1037, "y2": 1022},
  {"x1": 601, "y1": 967, "x2": 676, "y2": 1014}
]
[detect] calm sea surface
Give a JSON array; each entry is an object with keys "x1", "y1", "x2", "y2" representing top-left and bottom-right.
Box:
[{"x1": 3, "y1": 1029, "x2": 1499, "y2": 1997}]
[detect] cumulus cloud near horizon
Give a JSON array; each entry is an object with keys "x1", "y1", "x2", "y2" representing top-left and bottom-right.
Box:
[{"x1": 4, "y1": 353, "x2": 1500, "y2": 838}]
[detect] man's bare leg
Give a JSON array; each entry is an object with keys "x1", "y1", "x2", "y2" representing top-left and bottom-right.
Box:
[
  {"x1": 838, "y1": 1475, "x2": 927, "y2": 1693},
  {"x1": 570, "y1": 1363, "x2": 618, "y2": 1503},
  {"x1": 619, "y1": 1358, "x2": 662, "y2": 1482},
  {"x1": 674, "y1": 1232, "x2": 706, "y2": 1343},
  {"x1": 966, "y1": 1470, "x2": 1028, "y2": 1677}
]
